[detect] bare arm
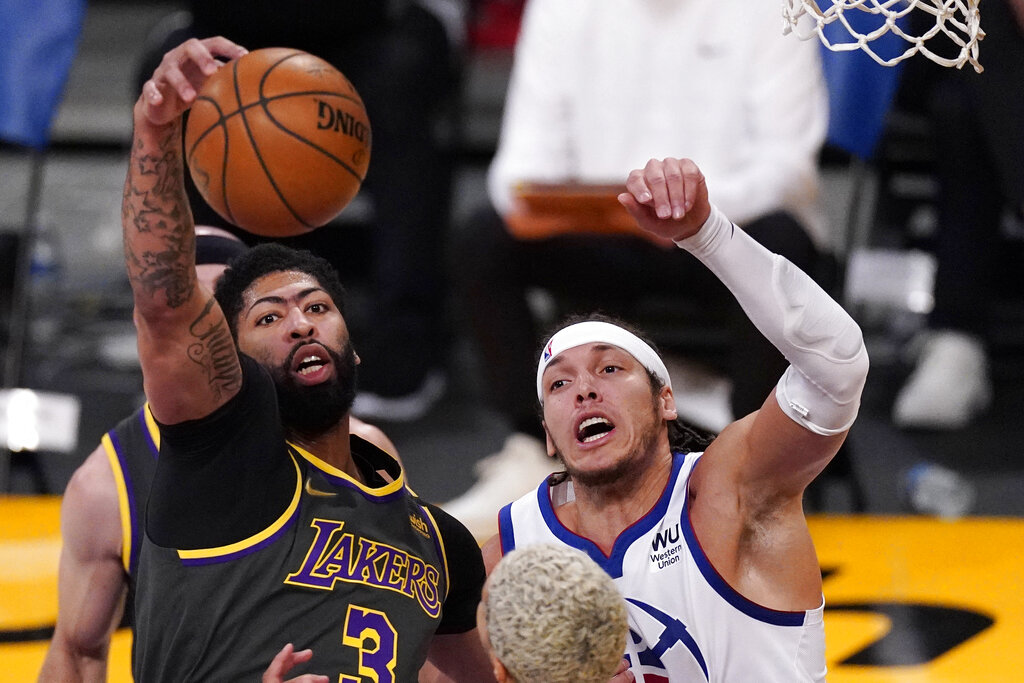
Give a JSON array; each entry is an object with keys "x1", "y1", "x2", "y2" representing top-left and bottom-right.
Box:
[
  {"x1": 620, "y1": 158, "x2": 867, "y2": 496},
  {"x1": 481, "y1": 535, "x2": 502, "y2": 574},
  {"x1": 37, "y1": 447, "x2": 127, "y2": 682},
  {"x1": 621, "y1": 158, "x2": 868, "y2": 607},
  {"x1": 124, "y1": 37, "x2": 247, "y2": 425}
]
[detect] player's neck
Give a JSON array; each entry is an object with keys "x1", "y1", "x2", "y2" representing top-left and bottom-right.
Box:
[
  {"x1": 287, "y1": 416, "x2": 361, "y2": 482},
  {"x1": 564, "y1": 449, "x2": 673, "y2": 554}
]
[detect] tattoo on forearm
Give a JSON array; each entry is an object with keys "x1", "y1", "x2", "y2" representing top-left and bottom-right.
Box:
[
  {"x1": 187, "y1": 298, "x2": 242, "y2": 398},
  {"x1": 122, "y1": 126, "x2": 196, "y2": 308}
]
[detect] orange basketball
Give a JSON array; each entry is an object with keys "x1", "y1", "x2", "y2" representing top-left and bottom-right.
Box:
[{"x1": 184, "y1": 48, "x2": 371, "y2": 237}]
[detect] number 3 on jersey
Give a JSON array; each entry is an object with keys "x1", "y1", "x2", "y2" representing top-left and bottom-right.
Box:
[{"x1": 340, "y1": 605, "x2": 398, "y2": 683}]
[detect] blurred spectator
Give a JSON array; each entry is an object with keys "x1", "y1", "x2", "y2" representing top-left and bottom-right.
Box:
[
  {"x1": 892, "y1": 0, "x2": 1024, "y2": 430},
  {"x1": 137, "y1": 0, "x2": 465, "y2": 421},
  {"x1": 445, "y1": 0, "x2": 832, "y2": 538}
]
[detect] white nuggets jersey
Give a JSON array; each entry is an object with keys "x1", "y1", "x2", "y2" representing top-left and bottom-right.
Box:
[{"x1": 497, "y1": 450, "x2": 827, "y2": 682}]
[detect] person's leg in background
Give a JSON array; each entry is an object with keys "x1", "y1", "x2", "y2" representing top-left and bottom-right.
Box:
[
  {"x1": 456, "y1": 204, "x2": 545, "y2": 444},
  {"x1": 442, "y1": 203, "x2": 570, "y2": 541},
  {"x1": 893, "y1": 0, "x2": 1024, "y2": 430},
  {"x1": 308, "y1": 4, "x2": 462, "y2": 420}
]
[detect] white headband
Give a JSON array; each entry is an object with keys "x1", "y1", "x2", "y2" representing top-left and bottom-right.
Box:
[{"x1": 536, "y1": 321, "x2": 671, "y2": 401}]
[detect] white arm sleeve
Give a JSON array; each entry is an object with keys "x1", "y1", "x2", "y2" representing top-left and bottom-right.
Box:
[{"x1": 676, "y1": 205, "x2": 869, "y2": 435}]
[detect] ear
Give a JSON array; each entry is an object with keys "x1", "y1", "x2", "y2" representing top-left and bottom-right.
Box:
[
  {"x1": 542, "y1": 422, "x2": 557, "y2": 458},
  {"x1": 354, "y1": 351, "x2": 361, "y2": 366},
  {"x1": 659, "y1": 385, "x2": 677, "y2": 421},
  {"x1": 490, "y1": 653, "x2": 511, "y2": 683}
]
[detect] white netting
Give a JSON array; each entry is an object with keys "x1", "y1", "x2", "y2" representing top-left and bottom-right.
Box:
[{"x1": 783, "y1": 0, "x2": 984, "y2": 72}]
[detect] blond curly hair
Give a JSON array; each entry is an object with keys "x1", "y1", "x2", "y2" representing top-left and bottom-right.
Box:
[{"x1": 484, "y1": 544, "x2": 629, "y2": 683}]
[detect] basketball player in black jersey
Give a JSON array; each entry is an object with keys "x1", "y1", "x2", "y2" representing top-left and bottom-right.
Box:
[
  {"x1": 38, "y1": 227, "x2": 405, "y2": 682},
  {"x1": 119, "y1": 37, "x2": 492, "y2": 681}
]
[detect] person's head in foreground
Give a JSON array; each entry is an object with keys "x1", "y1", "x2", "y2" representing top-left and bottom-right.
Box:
[
  {"x1": 213, "y1": 242, "x2": 358, "y2": 438},
  {"x1": 478, "y1": 543, "x2": 628, "y2": 683},
  {"x1": 536, "y1": 313, "x2": 713, "y2": 487}
]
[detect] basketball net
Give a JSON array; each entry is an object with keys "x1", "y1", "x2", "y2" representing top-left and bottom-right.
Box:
[{"x1": 783, "y1": 0, "x2": 984, "y2": 72}]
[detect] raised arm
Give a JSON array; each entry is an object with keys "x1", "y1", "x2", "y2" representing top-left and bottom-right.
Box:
[
  {"x1": 37, "y1": 447, "x2": 127, "y2": 682},
  {"x1": 620, "y1": 158, "x2": 869, "y2": 497},
  {"x1": 123, "y1": 37, "x2": 247, "y2": 425}
]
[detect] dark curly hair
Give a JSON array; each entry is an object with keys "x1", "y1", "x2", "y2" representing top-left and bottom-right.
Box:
[
  {"x1": 537, "y1": 311, "x2": 715, "y2": 455},
  {"x1": 213, "y1": 243, "x2": 348, "y2": 338}
]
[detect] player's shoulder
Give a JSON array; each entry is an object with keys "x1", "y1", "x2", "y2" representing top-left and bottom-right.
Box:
[
  {"x1": 62, "y1": 444, "x2": 121, "y2": 547},
  {"x1": 66, "y1": 443, "x2": 117, "y2": 503},
  {"x1": 418, "y1": 500, "x2": 480, "y2": 553}
]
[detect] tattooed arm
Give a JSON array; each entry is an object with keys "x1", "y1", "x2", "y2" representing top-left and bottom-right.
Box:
[{"x1": 123, "y1": 37, "x2": 248, "y2": 425}]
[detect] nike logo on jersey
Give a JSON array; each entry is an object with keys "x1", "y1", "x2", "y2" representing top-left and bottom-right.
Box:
[{"x1": 305, "y1": 477, "x2": 337, "y2": 497}]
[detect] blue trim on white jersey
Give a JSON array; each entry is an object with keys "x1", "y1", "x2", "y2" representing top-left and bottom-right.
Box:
[
  {"x1": 535, "y1": 452, "x2": 688, "y2": 579},
  {"x1": 498, "y1": 502, "x2": 516, "y2": 553},
  {"x1": 680, "y1": 456, "x2": 807, "y2": 627}
]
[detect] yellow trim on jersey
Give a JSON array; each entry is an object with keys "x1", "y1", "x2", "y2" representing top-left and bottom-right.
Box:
[
  {"x1": 290, "y1": 441, "x2": 406, "y2": 497},
  {"x1": 101, "y1": 433, "x2": 133, "y2": 574},
  {"x1": 177, "y1": 451, "x2": 302, "y2": 561},
  {"x1": 142, "y1": 402, "x2": 160, "y2": 450},
  {"x1": 419, "y1": 505, "x2": 450, "y2": 602}
]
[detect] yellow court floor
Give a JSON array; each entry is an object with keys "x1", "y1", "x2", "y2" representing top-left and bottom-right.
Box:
[{"x1": 2, "y1": 496, "x2": 1021, "y2": 682}]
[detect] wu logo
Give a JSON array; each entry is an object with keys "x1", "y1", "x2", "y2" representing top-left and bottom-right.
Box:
[{"x1": 652, "y1": 524, "x2": 680, "y2": 551}]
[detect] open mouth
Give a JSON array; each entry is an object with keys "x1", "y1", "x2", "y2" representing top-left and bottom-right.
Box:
[
  {"x1": 295, "y1": 354, "x2": 326, "y2": 376},
  {"x1": 290, "y1": 344, "x2": 331, "y2": 378},
  {"x1": 577, "y1": 416, "x2": 614, "y2": 443}
]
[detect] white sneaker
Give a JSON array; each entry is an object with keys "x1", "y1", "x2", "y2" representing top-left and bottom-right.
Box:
[
  {"x1": 440, "y1": 433, "x2": 559, "y2": 543},
  {"x1": 893, "y1": 330, "x2": 993, "y2": 430}
]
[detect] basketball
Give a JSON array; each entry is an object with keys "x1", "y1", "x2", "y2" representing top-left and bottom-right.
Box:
[{"x1": 184, "y1": 48, "x2": 371, "y2": 237}]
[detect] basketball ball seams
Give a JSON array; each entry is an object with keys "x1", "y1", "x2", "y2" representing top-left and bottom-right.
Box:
[
  {"x1": 255, "y1": 53, "x2": 369, "y2": 181},
  {"x1": 235, "y1": 57, "x2": 313, "y2": 230},
  {"x1": 188, "y1": 91, "x2": 363, "y2": 141},
  {"x1": 259, "y1": 103, "x2": 368, "y2": 183},
  {"x1": 184, "y1": 47, "x2": 370, "y2": 236},
  {"x1": 185, "y1": 95, "x2": 238, "y2": 226}
]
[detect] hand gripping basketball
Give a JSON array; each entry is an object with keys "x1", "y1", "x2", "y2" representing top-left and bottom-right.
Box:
[{"x1": 184, "y1": 48, "x2": 372, "y2": 237}]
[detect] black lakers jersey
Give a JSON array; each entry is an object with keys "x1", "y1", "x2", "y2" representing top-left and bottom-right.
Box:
[
  {"x1": 100, "y1": 403, "x2": 161, "y2": 579},
  {"x1": 132, "y1": 355, "x2": 482, "y2": 682}
]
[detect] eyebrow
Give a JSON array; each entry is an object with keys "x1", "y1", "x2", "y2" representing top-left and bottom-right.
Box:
[
  {"x1": 543, "y1": 343, "x2": 621, "y2": 373},
  {"x1": 246, "y1": 287, "x2": 326, "y2": 316}
]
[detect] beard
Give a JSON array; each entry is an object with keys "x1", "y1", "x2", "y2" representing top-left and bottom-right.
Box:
[
  {"x1": 270, "y1": 340, "x2": 358, "y2": 438},
  {"x1": 554, "y1": 399, "x2": 664, "y2": 489}
]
